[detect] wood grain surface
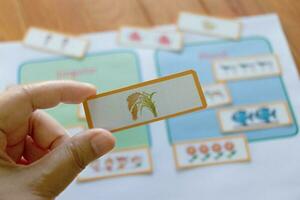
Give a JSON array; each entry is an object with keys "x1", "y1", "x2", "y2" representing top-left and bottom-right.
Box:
[{"x1": 0, "y1": 0, "x2": 299, "y2": 71}]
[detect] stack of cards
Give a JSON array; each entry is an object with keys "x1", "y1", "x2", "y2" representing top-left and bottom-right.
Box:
[
  {"x1": 22, "y1": 12, "x2": 243, "y2": 57},
  {"x1": 117, "y1": 12, "x2": 242, "y2": 51}
]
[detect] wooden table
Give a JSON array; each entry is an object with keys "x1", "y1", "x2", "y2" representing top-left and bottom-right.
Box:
[{"x1": 1, "y1": 0, "x2": 299, "y2": 71}]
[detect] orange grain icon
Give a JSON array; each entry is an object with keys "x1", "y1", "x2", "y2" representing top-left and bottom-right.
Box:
[
  {"x1": 202, "y1": 20, "x2": 215, "y2": 30},
  {"x1": 127, "y1": 92, "x2": 158, "y2": 120}
]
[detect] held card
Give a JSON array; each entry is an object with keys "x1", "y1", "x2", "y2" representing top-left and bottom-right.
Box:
[{"x1": 83, "y1": 70, "x2": 207, "y2": 132}]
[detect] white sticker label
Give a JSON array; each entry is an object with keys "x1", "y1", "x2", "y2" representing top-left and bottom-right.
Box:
[
  {"x1": 23, "y1": 27, "x2": 89, "y2": 58},
  {"x1": 203, "y1": 83, "x2": 231, "y2": 108},
  {"x1": 213, "y1": 54, "x2": 281, "y2": 81},
  {"x1": 77, "y1": 147, "x2": 152, "y2": 182},
  {"x1": 177, "y1": 12, "x2": 241, "y2": 39},
  {"x1": 118, "y1": 27, "x2": 183, "y2": 51},
  {"x1": 84, "y1": 70, "x2": 207, "y2": 132},
  {"x1": 66, "y1": 126, "x2": 85, "y2": 137},
  {"x1": 77, "y1": 104, "x2": 86, "y2": 119},
  {"x1": 218, "y1": 102, "x2": 292, "y2": 133},
  {"x1": 173, "y1": 135, "x2": 250, "y2": 169}
]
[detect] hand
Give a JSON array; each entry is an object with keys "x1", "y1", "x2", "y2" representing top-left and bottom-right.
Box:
[{"x1": 0, "y1": 81, "x2": 115, "y2": 200}]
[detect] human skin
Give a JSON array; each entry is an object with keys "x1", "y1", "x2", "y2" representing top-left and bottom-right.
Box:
[{"x1": 0, "y1": 81, "x2": 115, "y2": 200}]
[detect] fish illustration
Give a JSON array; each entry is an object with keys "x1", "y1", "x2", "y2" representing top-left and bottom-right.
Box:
[
  {"x1": 232, "y1": 110, "x2": 253, "y2": 126},
  {"x1": 255, "y1": 107, "x2": 276, "y2": 123}
]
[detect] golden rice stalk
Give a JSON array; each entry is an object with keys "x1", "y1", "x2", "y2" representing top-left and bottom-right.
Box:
[{"x1": 127, "y1": 91, "x2": 157, "y2": 120}]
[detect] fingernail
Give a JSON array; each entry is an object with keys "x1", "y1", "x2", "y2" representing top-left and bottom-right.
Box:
[
  {"x1": 82, "y1": 82, "x2": 97, "y2": 90},
  {"x1": 90, "y1": 130, "x2": 115, "y2": 156}
]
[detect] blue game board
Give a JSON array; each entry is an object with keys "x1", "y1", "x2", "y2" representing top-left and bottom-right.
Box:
[{"x1": 155, "y1": 37, "x2": 298, "y2": 143}]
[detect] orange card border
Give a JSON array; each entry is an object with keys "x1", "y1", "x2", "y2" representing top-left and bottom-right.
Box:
[{"x1": 83, "y1": 70, "x2": 207, "y2": 132}]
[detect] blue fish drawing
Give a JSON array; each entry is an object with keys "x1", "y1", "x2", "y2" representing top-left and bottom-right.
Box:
[
  {"x1": 232, "y1": 110, "x2": 253, "y2": 126},
  {"x1": 255, "y1": 107, "x2": 276, "y2": 123}
]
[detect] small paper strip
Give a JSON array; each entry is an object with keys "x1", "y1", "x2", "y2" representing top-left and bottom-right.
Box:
[
  {"x1": 177, "y1": 12, "x2": 241, "y2": 39},
  {"x1": 23, "y1": 27, "x2": 89, "y2": 58},
  {"x1": 77, "y1": 147, "x2": 152, "y2": 182},
  {"x1": 218, "y1": 101, "x2": 293, "y2": 133},
  {"x1": 203, "y1": 83, "x2": 232, "y2": 108},
  {"x1": 173, "y1": 135, "x2": 250, "y2": 169},
  {"x1": 77, "y1": 104, "x2": 86, "y2": 119},
  {"x1": 213, "y1": 54, "x2": 281, "y2": 81},
  {"x1": 83, "y1": 70, "x2": 207, "y2": 132},
  {"x1": 118, "y1": 27, "x2": 183, "y2": 51},
  {"x1": 66, "y1": 126, "x2": 85, "y2": 137}
]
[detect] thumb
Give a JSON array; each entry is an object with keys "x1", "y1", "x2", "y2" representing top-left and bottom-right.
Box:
[{"x1": 27, "y1": 129, "x2": 115, "y2": 198}]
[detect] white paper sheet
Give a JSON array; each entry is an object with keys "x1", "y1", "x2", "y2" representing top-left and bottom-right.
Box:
[{"x1": 1, "y1": 14, "x2": 300, "y2": 200}]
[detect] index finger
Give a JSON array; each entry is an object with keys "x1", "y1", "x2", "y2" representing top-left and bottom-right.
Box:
[{"x1": 0, "y1": 81, "x2": 96, "y2": 133}]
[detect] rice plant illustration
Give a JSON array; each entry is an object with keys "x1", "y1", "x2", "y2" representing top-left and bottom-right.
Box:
[
  {"x1": 202, "y1": 20, "x2": 215, "y2": 30},
  {"x1": 127, "y1": 91, "x2": 158, "y2": 120}
]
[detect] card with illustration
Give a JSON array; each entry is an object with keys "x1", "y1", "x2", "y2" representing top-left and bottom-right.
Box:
[
  {"x1": 203, "y1": 83, "x2": 232, "y2": 108},
  {"x1": 213, "y1": 54, "x2": 281, "y2": 81},
  {"x1": 218, "y1": 101, "x2": 292, "y2": 133},
  {"x1": 66, "y1": 126, "x2": 153, "y2": 181},
  {"x1": 177, "y1": 12, "x2": 241, "y2": 40},
  {"x1": 84, "y1": 70, "x2": 207, "y2": 132},
  {"x1": 23, "y1": 27, "x2": 89, "y2": 58},
  {"x1": 156, "y1": 37, "x2": 298, "y2": 143},
  {"x1": 173, "y1": 135, "x2": 250, "y2": 169},
  {"x1": 19, "y1": 51, "x2": 151, "y2": 151},
  {"x1": 118, "y1": 27, "x2": 183, "y2": 51},
  {"x1": 77, "y1": 147, "x2": 153, "y2": 182}
]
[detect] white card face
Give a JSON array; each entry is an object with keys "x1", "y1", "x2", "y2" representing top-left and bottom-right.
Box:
[
  {"x1": 177, "y1": 12, "x2": 241, "y2": 39},
  {"x1": 173, "y1": 135, "x2": 250, "y2": 169},
  {"x1": 118, "y1": 27, "x2": 183, "y2": 51},
  {"x1": 23, "y1": 27, "x2": 89, "y2": 58},
  {"x1": 84, "y1": 70, "x2": 207, "y2": 132},
  {"x1": 77, "y1": 147, "x2": 152, "y2": 182},
  {"x1": 218, "y1": 102, "x2": 292, "y2": 133},
  {"x1": 203, "y1": 83, "x2": 231, "y2": 108},
  {"x1": 66, "y1": 126, "x2": 85, "y2": 137},
  {"x1": 213, "y1": 54, "x2": 281, "y2": 81},
  {"x1": 77, "y1": 104, "x2": 86, "y2": 119}
]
